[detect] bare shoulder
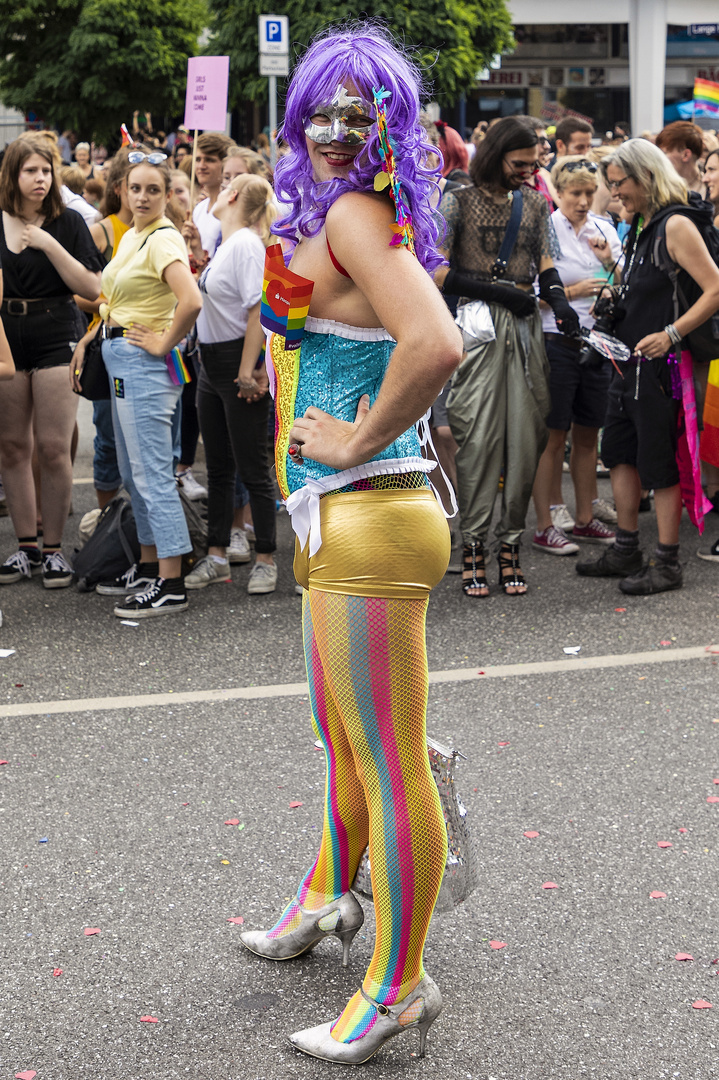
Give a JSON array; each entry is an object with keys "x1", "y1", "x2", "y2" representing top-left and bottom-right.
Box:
[
  {"x1": 664, "y1": 213, "x2": 702, "y2": 243},
  {"x1": 325, "y1": 191, "x2": 395, "y2": 232}
]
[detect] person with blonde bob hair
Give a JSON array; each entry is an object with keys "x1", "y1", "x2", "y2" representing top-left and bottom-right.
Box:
[
  {"x1": 188, "y1": 172, "x2": 279, "y2": 593},
  {"x1": 576, "y1": 139, "x2": 719, "y2": 594}
]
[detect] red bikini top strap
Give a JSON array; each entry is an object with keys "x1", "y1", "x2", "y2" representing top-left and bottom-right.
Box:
[{"x1": 327, "y1": 236, "x2": 351, "y2": 278}]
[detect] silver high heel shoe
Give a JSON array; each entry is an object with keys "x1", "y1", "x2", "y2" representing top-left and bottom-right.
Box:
[
  {"x1": 240, "y1": 890, "x2": 363, "y2": 968},
  {"x1": 289, "y1": 972, "x2": 442, "y2": 1064}
]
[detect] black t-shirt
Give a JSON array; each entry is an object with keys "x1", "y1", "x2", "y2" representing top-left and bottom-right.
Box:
[{"x1": 0, "y1": 208, "x2": 104, "y2": 299}]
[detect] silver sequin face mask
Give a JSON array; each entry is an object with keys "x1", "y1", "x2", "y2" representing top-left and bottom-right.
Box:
[{"x1": 303, "y1": 84, "x2": 376, "y2": 146}]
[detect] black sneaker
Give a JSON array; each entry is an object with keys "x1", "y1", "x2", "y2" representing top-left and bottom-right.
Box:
[
  {"x1": 697, "y1": 537, "x2": 719, "y2": 563},
  {"x1": 619, "y1": 561, "x2": 683, "y2": 595},
  {"x1": 575, "y1": 545, "x2": 643, "y2": 578},
  {"x1": 113, "y1": 576, "x2": 188, "y2": 619},
  {"x1": 96, "y1": 561, "x2": 159, "y2": 595},
  {"x1": 42, "y1": 550, "x2": 74, "y2": 589},
  {"x1": 0, "y1": 548, "x2": 43, "y2": 584}
]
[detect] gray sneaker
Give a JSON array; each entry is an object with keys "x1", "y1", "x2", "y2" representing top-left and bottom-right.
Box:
[
  {"x1": 247, "y1": 561, "x2": 277, "y2": 594},
  {"x1": 185, "y1": 555, "x2": 231, "y2": 590},
  {"x1": 227, "y1": 527, "x2": 251, "y2": 564},
  {"x1": 592, "y1": 497, "x2": 618, "y2": 524},
  {"x1": 550, "y1": 503, "x2": 575, "y2": 531}
]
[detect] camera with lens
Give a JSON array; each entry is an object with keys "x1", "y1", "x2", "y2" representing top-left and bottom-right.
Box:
[{"x1": 578, "y1": 289, "x2": 622, "y2": 367}]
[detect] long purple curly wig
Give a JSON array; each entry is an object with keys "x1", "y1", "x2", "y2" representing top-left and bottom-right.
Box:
[{"x1": 273, "y1": 22, "x2": 443, "y2": 273}]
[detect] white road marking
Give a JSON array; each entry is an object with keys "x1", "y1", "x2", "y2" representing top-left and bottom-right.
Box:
[{"x1": 0, "y1": 645, "x2": 715, "y2": 719}]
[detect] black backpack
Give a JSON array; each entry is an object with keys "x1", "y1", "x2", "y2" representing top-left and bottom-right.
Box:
[
  {"x1": 73, "y1": 495, "x2": 140, "y2": 592},
  {"x1": 651, "y1": 195, "x2": 719, "y2": 364}
]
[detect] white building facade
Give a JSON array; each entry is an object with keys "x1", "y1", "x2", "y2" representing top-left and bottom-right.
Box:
[{"x1": 471, "y1": 0, "x2": 719, "y2": 135}]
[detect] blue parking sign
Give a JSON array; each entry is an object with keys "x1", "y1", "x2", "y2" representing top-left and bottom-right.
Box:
[{"x1": 259, "y1": 15, "x2": 289, "y2": 54}]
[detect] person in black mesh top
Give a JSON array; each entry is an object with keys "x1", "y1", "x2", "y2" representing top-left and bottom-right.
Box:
[{"x1": 436, "y1": 116, "x2": 579, "y2": 597}]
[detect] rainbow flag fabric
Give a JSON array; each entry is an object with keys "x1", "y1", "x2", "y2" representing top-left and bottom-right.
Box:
[
  {"x1": 700, "y1": 358, "x2": 719, "y2": 468},
  {"x1": 693, "y1": 78, "x2": 719, "y2": 114},
  {"x1": 260, "y1": 244, "x2": 313, "y2": 349},
  {"x1": 165, "y1": 346, "x2": 191, "y2": 385},
  {"x1": 260, "y1": 244, "x2": 314, "y2": 500}
]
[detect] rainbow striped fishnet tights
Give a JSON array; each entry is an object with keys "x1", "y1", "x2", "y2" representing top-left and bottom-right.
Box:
[{"x1": 268, "y1": 589, "x2": 448, "y2": 1044}]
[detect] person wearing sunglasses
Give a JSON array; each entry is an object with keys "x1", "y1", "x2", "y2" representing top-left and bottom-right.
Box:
[
  {"x1": 531, "y1": 155, "x2": 623, "y2": 557},
  {"x1": 576, "y1": 139, "x2": 719, "y2": 594},
  {"x1": 437, "y1": 116, "x2": 579, "y2": 598},
  {"x1": 94, "y1": 151, "x2": 203, "y2": 617}
]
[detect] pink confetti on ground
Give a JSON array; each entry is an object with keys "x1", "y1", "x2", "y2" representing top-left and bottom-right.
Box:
[
  {"x1": 498, "y1": 741, "x2": 510, "y2": 747},
  {"x1": 660, "y1": 640, "x2": 672, "y2": 646},
  {"x1": 52, "y1": 968, "x2": 63, "y2": 976},
  {"x1": 523, "y1": 831, "x2": 540, "y2": 839},
  {"x1": 84, "y1": 928, "x2": 100, "y2": 936},
  {"x1": 657, "y1": 841, "x2": 673, "y2": 848},
  {"x1": 489, "y1": 940, "x2": 507, "y2": 949},
  {"x1": 15, "y1": 1072, "x2": 37, "y2": 1080},
  {"x1": 542, "y1": 882, "x2": 558, "y2": 889},
  {"x1": 181, "y1": 802, "x2": 189, "y2": 806},
  {"x1": 615, "y1": 607, "x2": 626, "y2": 612},
  {"x1": 0, "y1": 760, "x2": 8, "y2": 765},
  {"x1": 675, "y1": 953, "x2": 694, "y2": 961},
  {"x1": 714, "y1": 779, "x2": 719, "y2": 784},
  {"x1": 692, "y1": 1000, "x2": 713, "y2": 1009},
  {"x1": 227, "y1": 917, "x2": 244, "y2": 924},
  {"x1": 707, "y1": 796, "x2": 719, "y2": 804},
  {"x1": 139, "y1": 1015, "x2": 159, "y2": 1023},
  {"x1": 224, "y1": 818, "x2": 240, "y2": 825},
  {"x1": 289, "y1": 801, "x2": 303, "y2": 808},
  {"x1": 679, "y1": 828, "x2": 688, "y2": 833},
  {"x1": 649, "y1": 891, "x2": 667, "y2": 899},
  {"x1": 478, "y1": 670, "x2": 485, "y2": 675}
]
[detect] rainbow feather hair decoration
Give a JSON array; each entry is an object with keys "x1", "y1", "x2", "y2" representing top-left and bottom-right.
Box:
[
  {"x1": 372, "y1": 87, "x2": 416, "y2": 256},
  {"x1": 260, "y1": 244, "x2": 314, "y2": 500}
]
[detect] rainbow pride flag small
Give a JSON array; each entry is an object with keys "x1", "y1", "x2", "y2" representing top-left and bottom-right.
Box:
[
  {"x1": 693, "y1": 78, "x2": 719, "y2": 114},
  {"x1": 260, "y1": 244, "x2": 314, "y2": 500},
  {"x1": 165, "y1": 346, "x2": 191, "y2": 385},
  {"x1": 120, "y1": 123, "x2": 135, "y2": 147},
  {"x1": 260, "y1": 244, "x2": 313, "y2": 348}
]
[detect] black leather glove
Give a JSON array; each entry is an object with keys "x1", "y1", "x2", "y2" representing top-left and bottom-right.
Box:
[
  {"x1": 444, "y1": 268, "x2": 537, "y2": 318},
  {"x1": 538, "y1": 267, "x2": 581, "y2": 337}
]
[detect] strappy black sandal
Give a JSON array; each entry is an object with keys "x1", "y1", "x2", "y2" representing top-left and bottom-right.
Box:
[
  {"x1": 498, "y1": 542, "x2": 527, "y2": 595},
  {"x1": 462, "y1": 542, "x2": 489, "y2": 598}
]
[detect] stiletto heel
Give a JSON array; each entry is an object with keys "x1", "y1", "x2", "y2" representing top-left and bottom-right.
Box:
[
  {"x1": 240, "y1": 890, "x2": 364, "y2": 966},
  {"x1": 337, "y1": 925, "x2": 360, "y2": 968},
  {"x1": 462, "y1": 541, "x2": 489, "y2": 598},
  {"x1": 498, "y1": 541, "x2": 527, "y2": 595},
  {"x1": 289, "y1": 972, "x2": 443, "y2": 1064}
]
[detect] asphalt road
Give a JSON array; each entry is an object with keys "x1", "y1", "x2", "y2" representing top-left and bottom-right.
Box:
[{"x1": 0, "y1": 402, "x2": 718, "y2": 1079}]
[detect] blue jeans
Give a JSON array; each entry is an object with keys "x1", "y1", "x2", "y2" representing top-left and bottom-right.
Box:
[
  {"x1": 103, "y1": 337, "x2": 191, "y2": 559},
  {"x1": 92, "y1": 400, "x2": 121, "y2": 491}
]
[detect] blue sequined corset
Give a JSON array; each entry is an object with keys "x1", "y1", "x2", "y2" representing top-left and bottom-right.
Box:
[{"x1": 285, "y1": 317, "x2": 424, "y2": 495}]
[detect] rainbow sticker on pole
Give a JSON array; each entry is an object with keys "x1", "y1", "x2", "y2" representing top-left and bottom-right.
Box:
[{"x1": 260, "y1": 244, "x2": 314, "y2": 500}]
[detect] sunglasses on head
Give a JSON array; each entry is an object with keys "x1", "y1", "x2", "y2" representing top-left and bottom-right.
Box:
[
  {"x1": 559, "y1": 159, "x2": 598, "y2": 174},
  {"x1": 127, "y1": 151, "x2": 168, "y2": 165}
]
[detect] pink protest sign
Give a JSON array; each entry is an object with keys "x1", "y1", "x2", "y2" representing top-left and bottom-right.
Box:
[{"x1": 184, "y1": 56, "x2": 230, "y2": 131}]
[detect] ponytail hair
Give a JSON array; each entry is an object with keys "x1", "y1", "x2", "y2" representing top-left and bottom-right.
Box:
[{"x1": 229, "y1": 173, "x2": 277, "y2": 246}]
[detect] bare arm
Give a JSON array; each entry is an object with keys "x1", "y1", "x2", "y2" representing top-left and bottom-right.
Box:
[
  {"x1": 236, "y1": 300, "x2": 267, "y2": 400},
  {"x1": 21, "y1": 224, "x2": 101, "y2": 300},
  {"x1": 0, "y1": 272, "x2": 15, "y2": 379},
  {"x1": 123, "y1": 260, "x2": 202, "y2": 356},
  {"x1": 290, "y1": 193, "x2": 462, "y2": 470},
  {"x1": 635, "y1": 215, "x2": 719, "y2": 356}
]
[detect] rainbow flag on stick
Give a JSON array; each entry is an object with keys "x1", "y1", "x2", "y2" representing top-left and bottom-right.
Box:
[{"x1": 693, "y1": 78, "x2": 719, "y2": 114}]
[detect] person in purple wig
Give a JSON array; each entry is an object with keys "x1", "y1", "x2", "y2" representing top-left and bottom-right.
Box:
[{"x1": 239, "y1": 21, "x2": 463, "y2": 1065}]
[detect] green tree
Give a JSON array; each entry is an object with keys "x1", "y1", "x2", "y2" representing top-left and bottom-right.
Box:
[
  {"x1": 205, "y1": 0, "x2": 514, "y2": 108},
  {"x1": 0, "y1": 0, "x2": 207, "y2": 143}
]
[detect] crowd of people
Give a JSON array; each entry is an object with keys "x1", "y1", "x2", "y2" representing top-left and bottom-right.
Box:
[
  {"x1": 0, "y1": 86, "x2": 718, "y2": 615},
  {"x1": 1, "y1": 21, "x2": 719, "y2": 1065}
]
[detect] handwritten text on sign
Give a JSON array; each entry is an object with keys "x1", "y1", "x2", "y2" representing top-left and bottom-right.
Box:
[{"x1": 184, "y1": 56, "x2": 230, "y2": 132}]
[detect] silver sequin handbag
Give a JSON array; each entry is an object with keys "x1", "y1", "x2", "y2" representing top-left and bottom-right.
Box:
[{"x1": 352, "y1": 736, "x2": 478, "y2": 913}]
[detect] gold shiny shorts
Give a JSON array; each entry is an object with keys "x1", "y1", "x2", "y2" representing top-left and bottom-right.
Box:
[{"x1": 293, "y1": 488, "x2": 451, "y2": 598}]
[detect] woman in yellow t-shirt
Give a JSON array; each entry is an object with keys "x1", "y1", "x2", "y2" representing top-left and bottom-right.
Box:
[{"x1": 93, "y1": 151, "x2": 201, "y2": 619}]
